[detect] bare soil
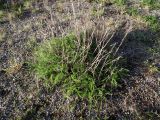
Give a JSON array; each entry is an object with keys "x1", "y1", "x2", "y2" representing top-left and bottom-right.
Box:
[{"x1": 0, "y1": 1, "x2": 160, "y2": 119}]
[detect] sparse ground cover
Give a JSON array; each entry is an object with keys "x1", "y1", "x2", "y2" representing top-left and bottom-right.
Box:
[{"x1": 0, "y1": 0, "x2": 160, "y2": 119}]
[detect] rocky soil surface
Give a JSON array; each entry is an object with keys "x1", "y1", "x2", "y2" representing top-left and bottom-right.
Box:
[{"x1": 0, "y1": 0, "x2": 160, "y2": 119}]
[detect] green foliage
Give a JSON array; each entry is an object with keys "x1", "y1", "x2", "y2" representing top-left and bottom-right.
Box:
[
  {"x1": 142, "y1": 0, "x2": 156, "y2": 5},
  {"x1": 0, "y1": 0, "x2": 33, "y2": 19},
  {"x1": 126, "y1": 7, "x2": 139, "y2": 16},
  {"x1": 33, "y1": 33, "x2": 127, "y2": 106},
  {"x1": 0, "y1": 10, "x2": 4, "y2": 18},
  {"x1": 87, "y1": 0, "x2": 106, "y2": 3},
  {"x1": 143, "y1": 15, "x2": 160, "y2": 31},
  {"x1": 141, "y1": 0, "x2": 160, "y2": 9},
  {"x1": 114, "y1": 0, "x2": 127, "y2": 6},
  {"x1": 126, "y1": 5, "x2": 160, "y2": 31},
  {"x1": 141, "y1": 0, "x2": 156, "y2": 6}
]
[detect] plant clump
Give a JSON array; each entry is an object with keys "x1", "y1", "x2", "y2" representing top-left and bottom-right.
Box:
[{"x1": 33, "y1": 31, "x2": 127, "y2": 105}]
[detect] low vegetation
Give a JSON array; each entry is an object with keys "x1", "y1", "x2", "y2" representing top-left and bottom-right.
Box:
[
  {"x1": 33, "y1": 31, "x2": 127, "y2": 106},
  {"x1": 0, "y1": 0, "x2": 159, "y2": 119}
]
